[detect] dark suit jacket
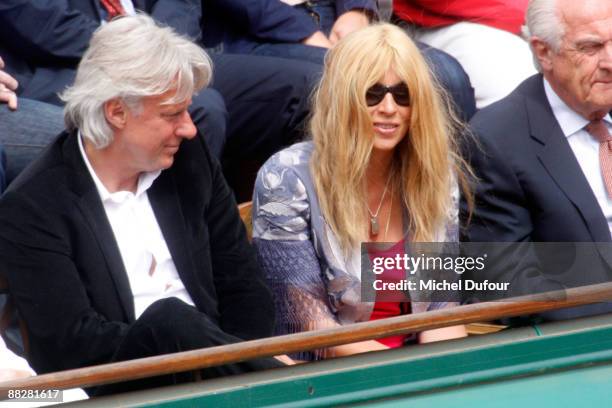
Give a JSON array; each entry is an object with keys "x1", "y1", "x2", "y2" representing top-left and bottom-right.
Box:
[
  {"x1": 0, "y1": 0, "x2": 201, "y2": 104},
  {"x1": 0, "y1": 131, "x2": 274, "y2": 374},
  {"x1": 201, "y1": 0, "x2": 376, "y2": 53},
  {"x1": 461, "y1": 74, "x2": 612, "y2": 320}
]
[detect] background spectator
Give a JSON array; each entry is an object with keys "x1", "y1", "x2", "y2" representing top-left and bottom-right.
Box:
[
  {"x1": 202, "y1": 0, "x2": 476, "y2": 122},
  {"x1": 201, "y1": 0, "x2": 374, "y2": 65},
  {"x1": 393, "y1": 0, "x2": 537, "y2": 108}
]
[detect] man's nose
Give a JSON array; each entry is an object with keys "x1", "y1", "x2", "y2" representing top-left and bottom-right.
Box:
[
  {"x1": 177, "y1": 111, "x2": 197, "y2": 139},
  {"x1": 601, "y1": 42, "x2": 612, "y2": 71}
]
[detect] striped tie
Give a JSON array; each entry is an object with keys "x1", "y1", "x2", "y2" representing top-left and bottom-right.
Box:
[
  {"x1": 586, "y1": 119, "x2": 612, "y2": 199},
  {"x1": 100, "y1": 0, "x2": 126, "y2": 20}
]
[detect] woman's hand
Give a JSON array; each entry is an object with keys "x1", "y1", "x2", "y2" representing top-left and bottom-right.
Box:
[
  {"x1": 327, "y1": 340, "x2": 390, "y2": 357},
  {"x1": 419, "y1": 325, "x2": 468, "y2": 343},
  {"x1": 274, "y1": 354, "x2": 297, "y2": 365},
  {"x1": 0, "y1": 368, "x2": 32, "y2": 382}
]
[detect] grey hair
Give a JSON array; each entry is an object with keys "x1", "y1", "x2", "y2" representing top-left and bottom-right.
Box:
[
  {"x1": 61, "y1": 13, "x2": 212, "y2": 148},
  {"x1": 521, "y1": 0, "x2": 565, "y2": 72}
]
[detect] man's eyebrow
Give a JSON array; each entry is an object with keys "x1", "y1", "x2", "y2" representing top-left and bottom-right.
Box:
[
  {"x1": 160, "y1": 99, "x2": 192, "y2": 109},
  {"x1": 573, "y1": 35, "x2": 603, "y2": 44},
  {"x1": 160, "y1": 102, "x2": 189, "y2": 112}
]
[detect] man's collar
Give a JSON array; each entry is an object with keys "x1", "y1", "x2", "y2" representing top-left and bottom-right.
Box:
[
  {"x1": 543, "y1": 78, "x2": 612, "y2": 138},
  {"x1": 77, "y1": 132, "x2": 160, "y2": 203}
]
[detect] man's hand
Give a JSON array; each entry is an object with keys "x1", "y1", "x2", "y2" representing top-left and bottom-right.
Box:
[
  {"x1": 329, "y1": 10, "x2": 370, "y2": 45},
  {"x1": 0, "y1": 368, "x2": 32, "y2": 382},
  {"x1": 302, "y1": 30, "x2": 333, "y2": 49},
  {"x1": 0, "y1": 56, "x2": 19, "y2": 110}
]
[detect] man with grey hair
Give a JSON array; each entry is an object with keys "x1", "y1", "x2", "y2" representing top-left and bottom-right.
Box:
[
  {"x1": 0, "y1": 14, "x2": 281, "y2": 394},
  {"x1": 461, "y1": 0, "x2": 612, "y2": 321}
]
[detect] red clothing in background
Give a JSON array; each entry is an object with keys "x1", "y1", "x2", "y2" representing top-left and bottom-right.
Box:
[{"x1": 393, "y1": 0, "x2": 529, "y2": 34}]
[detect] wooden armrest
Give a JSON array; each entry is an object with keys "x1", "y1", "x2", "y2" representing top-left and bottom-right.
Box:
[{"x1": 1, "y1": 282, "x2": 612, "y2": 396}]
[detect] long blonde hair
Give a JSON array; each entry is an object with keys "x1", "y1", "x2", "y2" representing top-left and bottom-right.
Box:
[{"x1": 310, "y1": 23, "x2": 472, "y2": 251}]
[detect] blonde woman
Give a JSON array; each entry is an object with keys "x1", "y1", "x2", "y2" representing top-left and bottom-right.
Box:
[{"x1": 252, "y1": 23, "x2": 471, "y2": 360}]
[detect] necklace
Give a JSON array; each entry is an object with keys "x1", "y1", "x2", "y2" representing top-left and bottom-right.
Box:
[
  {"x1": 366, "y1": 171, "x2": 393, "y2": 236},
  {"x1": 384, "y1": 183, "x2": 393, "y2": 240}
]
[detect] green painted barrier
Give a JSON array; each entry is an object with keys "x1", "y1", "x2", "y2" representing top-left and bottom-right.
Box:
[{"x1": 77, "y1": 314, "x2": 612, "y2": 408}]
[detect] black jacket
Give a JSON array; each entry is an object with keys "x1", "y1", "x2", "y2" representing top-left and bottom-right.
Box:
[
  {"x1": 0, "y1": 131, "x2": 274, "y2": 374},
  {"x1": 461, "y1": 74, "x2": 612, "y2": 320}
]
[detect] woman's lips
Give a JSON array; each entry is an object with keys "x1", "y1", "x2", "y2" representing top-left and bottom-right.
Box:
[{"x1": 374, "y1": 123, "x2": 399, "y2": 135}]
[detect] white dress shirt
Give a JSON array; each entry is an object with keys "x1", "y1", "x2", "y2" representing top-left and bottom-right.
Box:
[
  {"x1": 78, "y1": 134, "x2": 194, "y2": 318},
  {"x1": 119, "y1": 0, "x2": 136, "y2": 15},
  {"x1": 543, "y1": 79, "x2": 612, "y2": 237}
]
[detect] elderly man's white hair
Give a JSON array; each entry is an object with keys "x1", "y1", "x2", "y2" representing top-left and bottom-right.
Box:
[
  {"x1": 61, "y1": 13, "x2": 212, "y2": 148},
  {"x1": 521, "y1": 0, "x2": 565, "y2": 72}
]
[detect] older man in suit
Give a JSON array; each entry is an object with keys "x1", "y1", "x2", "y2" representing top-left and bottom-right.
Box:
[
  {"x1": 0, "y1": 14, "x2": 282, "y2": 395},
  {"x1": 461, "y1": 0, "x2": 612, "y2": 321}
]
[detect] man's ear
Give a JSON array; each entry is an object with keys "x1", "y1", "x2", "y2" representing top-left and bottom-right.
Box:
[
  {"x1": 530, "y1": 37, "x2": 555, "y2": 72},
  {"x1": 104, "y1": 98, "x2": 127, "y2": 129}
]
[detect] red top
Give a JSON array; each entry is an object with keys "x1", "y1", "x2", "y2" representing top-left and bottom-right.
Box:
[
  {"x1": 369, "y1": 301, "x2": 409, "y2": 347},
  {"x1": 368, "y1": 240, "x2": 410, "y2": 348},
  {"x1": 393, "y1": 0, "x2": 529, "y2": 35}
]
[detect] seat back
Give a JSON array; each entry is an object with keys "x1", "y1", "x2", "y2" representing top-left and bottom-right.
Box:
[{"x1": 238, "y1": 201, "x2": 253, "y2": 241}]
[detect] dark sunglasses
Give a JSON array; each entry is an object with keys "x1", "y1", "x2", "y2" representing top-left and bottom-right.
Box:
[{"x1": 365, "y1": 83, "x2": 411, "y2": 107}]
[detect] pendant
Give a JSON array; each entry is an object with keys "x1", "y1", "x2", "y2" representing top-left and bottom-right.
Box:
[{"x1": 370, "y1": 216, "x2": 379, "y2": 236}]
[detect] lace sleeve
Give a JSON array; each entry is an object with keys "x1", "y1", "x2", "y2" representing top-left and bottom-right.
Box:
[{"x1": 252, "y1": 153, "x2": 340, "y2": 360}]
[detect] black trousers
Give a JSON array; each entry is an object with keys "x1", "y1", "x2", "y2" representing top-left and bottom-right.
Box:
[
  {"x1": 209, "y1": 53, "x2": 321, "y2": 200},
  {"x1": 93, "y1": 298, "x2": 283, "y2": 396},
  {"x1": 190, "y1": 87, "x2": 228, "y2": 160},
  {"x1": 210, "y1": 53, "x2": 321, "y2": 161}
]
